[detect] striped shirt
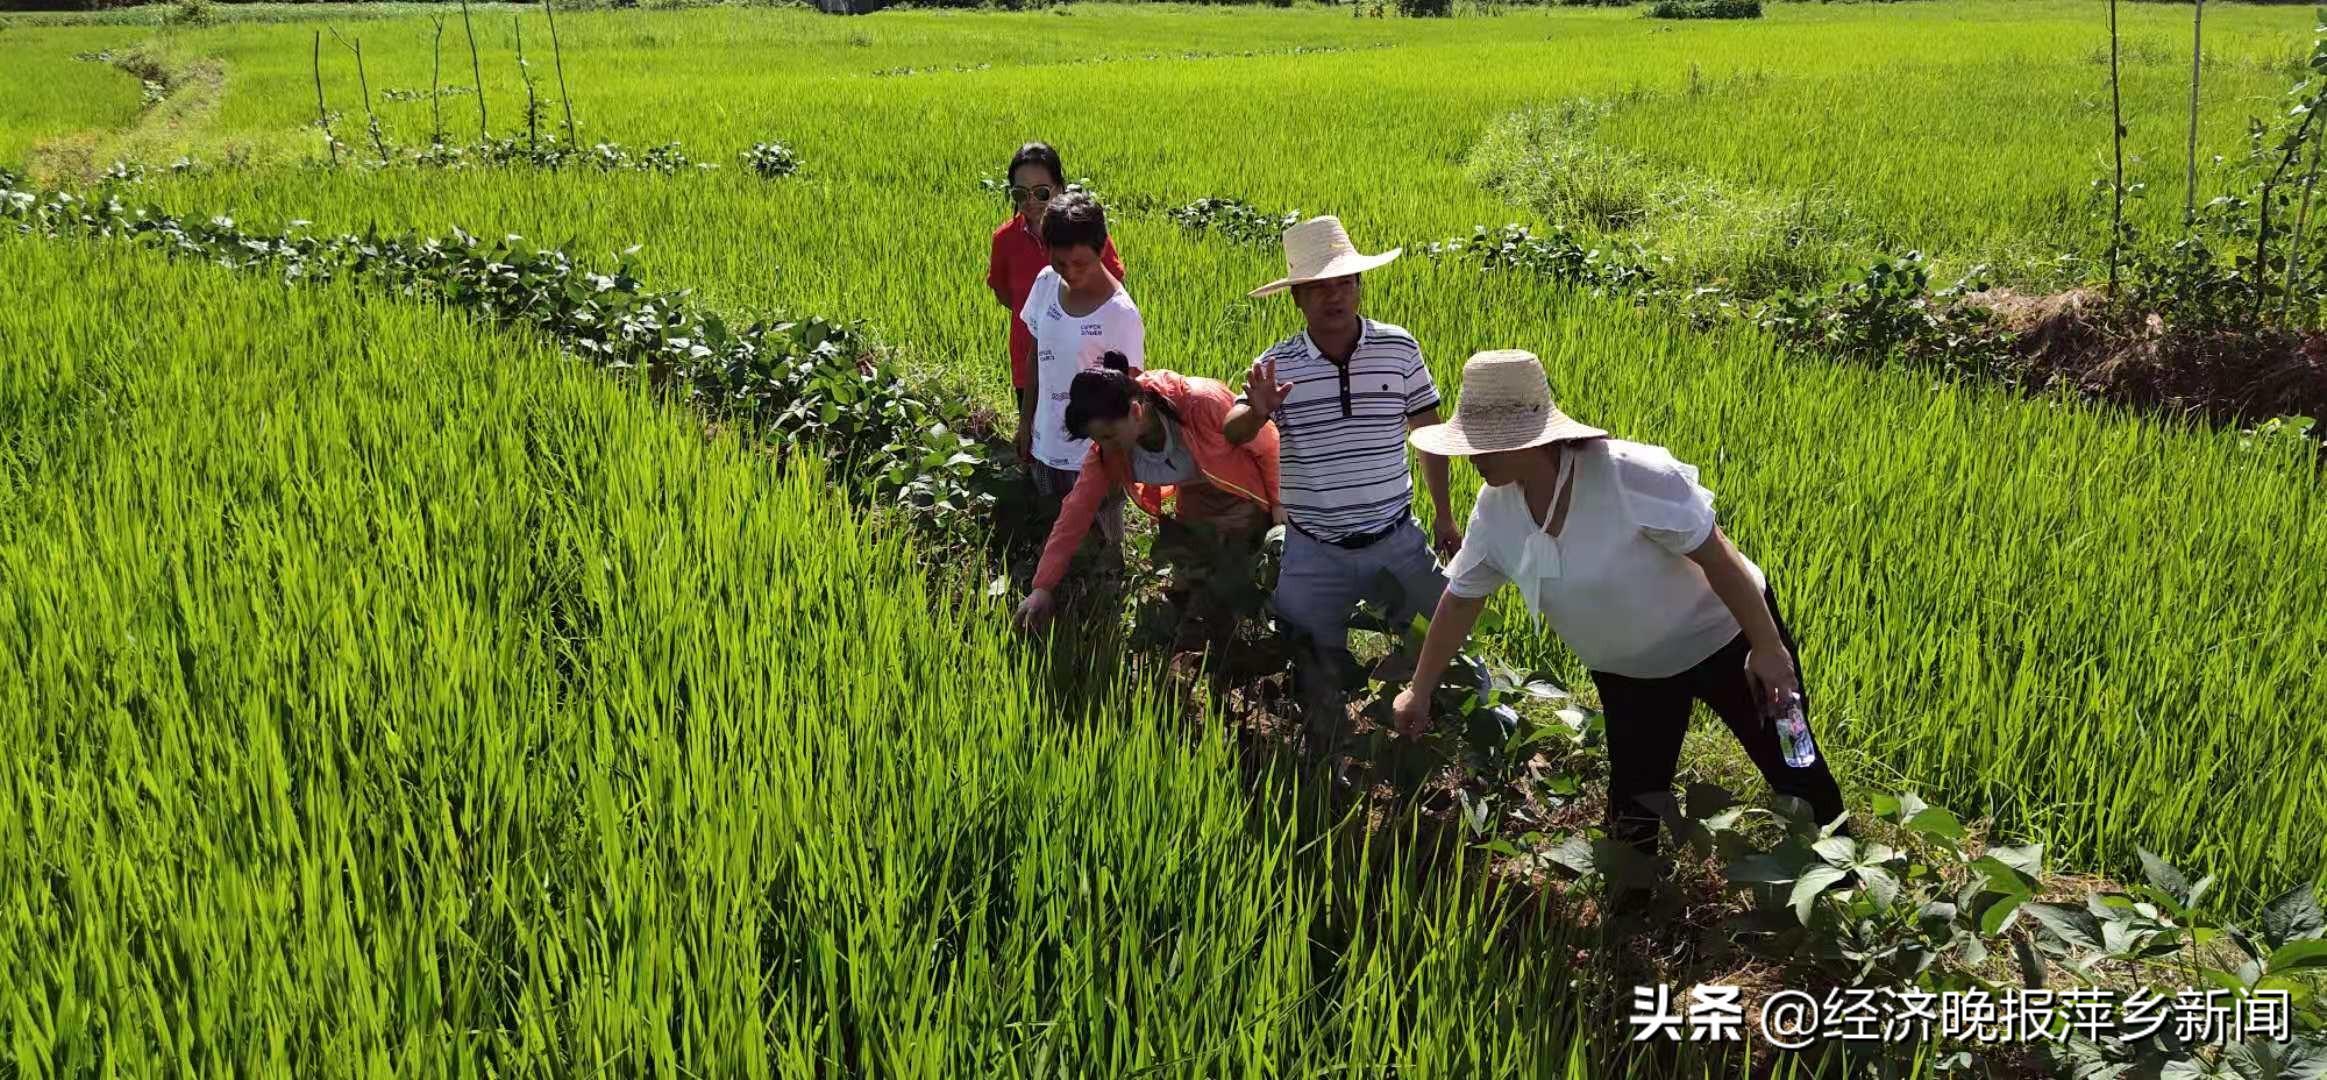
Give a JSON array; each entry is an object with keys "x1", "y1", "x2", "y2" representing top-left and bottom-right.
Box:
[{"x1": 1247, "y1": 319, "x2": 1440, "y2": 542}]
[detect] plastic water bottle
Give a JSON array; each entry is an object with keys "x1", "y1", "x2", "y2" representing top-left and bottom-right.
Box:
[{"x1": 1772, "y1": 691, "x2": 1817, "y2": 768}]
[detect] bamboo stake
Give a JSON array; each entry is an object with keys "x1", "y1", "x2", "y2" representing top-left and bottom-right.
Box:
[
  {"x1": 515, "y1": 16, "x2": 537, "y2": 152},
  {"x1": 543, "y1": 0, "x2": 578, "y2": 148},
  {"x1": 429, "y1": 15, "x2": 446, "y2": 145},
  {"x1": 312, "y1": 30, "x2": 336, "y2": 166},
  {"x1": 460, "y1": 0, "x2": 486, "y2": 143},
  {"x1": 2185, "y1": 0, "x2": 2205, "y2": 230},
  {"x1": 2107, "y1": 0, "x2": 2126, "y2": 299},
  {"x1": 331, "y1": 28, "x2": 390, "y2": 163}
]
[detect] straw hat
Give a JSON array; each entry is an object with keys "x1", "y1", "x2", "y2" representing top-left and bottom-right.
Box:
[
  {"x1": 1409, "y1": 350, "x2": 1606, "y2": 457},
  {"x1": 1247, "y1": 216, "x2": 1403, "y2": 298}
]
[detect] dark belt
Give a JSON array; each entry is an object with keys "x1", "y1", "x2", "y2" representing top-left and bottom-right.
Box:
[{"x1": 1290, "y1": 517, "x2": 1402, "y2": 551}]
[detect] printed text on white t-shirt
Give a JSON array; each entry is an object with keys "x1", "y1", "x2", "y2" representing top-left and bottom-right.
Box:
[{"x1": 1017, "y1": 267, "x2": 1145, "y2": 472}]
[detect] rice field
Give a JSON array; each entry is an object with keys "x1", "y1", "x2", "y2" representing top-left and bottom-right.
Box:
[
  {"x1": 0, "y1": 238, "x2": 1628, "y2": 1075},
  {"x1": 4, "y1": 0, "x2": 2326, "y2": 1072}
]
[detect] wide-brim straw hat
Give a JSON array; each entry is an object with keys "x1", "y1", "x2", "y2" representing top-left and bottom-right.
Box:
[
  {"x1": 1410, "y1": 350, "x2": 1606, "y2": 457},
  {"x1": 1248, "y1": 215, "x2": 1403, "y2": 298}
]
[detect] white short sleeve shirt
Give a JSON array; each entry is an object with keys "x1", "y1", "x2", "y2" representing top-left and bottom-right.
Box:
[
  {"x1": 1018, "y1": 267, "x2": 1144, "y2": 472},
  {"x1": 1444, "y1": 439, "x2": 1765, "y2": 679}
]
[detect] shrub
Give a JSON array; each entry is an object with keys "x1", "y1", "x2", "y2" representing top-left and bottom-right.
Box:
[
  {"x1": 741, "y1": 141, "x2": 801, "y2": 179},
  {"x1": 1167, "y1": 196, "x2": 1301, "y2": 247},
  {"x1": 1648, "y1": 0, "x2": 1759, "y2": 18}
]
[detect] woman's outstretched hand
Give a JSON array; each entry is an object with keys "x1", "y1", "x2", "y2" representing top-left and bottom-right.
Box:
[
  {"x1": 1745, "y1": 648, "x2": 1800, "y2": 707},
  {"x1": 1014, "y1": 588, "x2": 1055, "y2": 631},
  {"x1": 1392, "y1": 686, "x2": 1434, "y2": 737}
]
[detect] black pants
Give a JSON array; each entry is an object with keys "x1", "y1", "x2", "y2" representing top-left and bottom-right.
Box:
[{"x1": 1588, "y1": 586, "x2": 1847, "y2": 857}]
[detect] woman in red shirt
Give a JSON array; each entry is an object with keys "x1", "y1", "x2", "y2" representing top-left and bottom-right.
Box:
[{"x1": 986, "y1": 142, "x2": 1126, "y2": 463}]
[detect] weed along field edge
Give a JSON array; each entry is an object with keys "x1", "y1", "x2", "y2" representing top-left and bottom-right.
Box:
[{"x1": 4, "y1": 0, "x2": 2327, "y2": 1074}]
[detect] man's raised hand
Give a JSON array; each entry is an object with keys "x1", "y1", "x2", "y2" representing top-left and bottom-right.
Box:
[{"x1": 1244, "y1": 355, "x2": 1294, "y2": 416}]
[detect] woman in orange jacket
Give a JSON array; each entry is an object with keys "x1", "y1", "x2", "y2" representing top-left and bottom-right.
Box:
[{"x1": 1014, "y1": 353, "x2": 1282, "y2": 649}]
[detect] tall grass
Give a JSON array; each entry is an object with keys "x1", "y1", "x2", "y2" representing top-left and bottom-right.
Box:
[
  {"x1": 5, "y1": 2, "x2": 2310, "y2": 268},
  {"x1": 0, "y1": 0, "x2": 2323, "y2": 1052},
  {"x1": 2, "y1": 0, "x2": 2323, "y2": 897},
  {"x1": 0, "y1": 237, "x2": 1685, "y2": 1075}
]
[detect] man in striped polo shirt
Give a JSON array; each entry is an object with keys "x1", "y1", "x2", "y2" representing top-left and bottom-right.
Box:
[{"x1": 1225, "y1": 216, "x2": 1458, "y2": 751}]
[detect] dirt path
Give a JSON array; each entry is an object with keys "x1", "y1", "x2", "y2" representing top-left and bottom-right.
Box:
[{"x1": 28, "y1": 42, "x2": 227, "y2": 184}]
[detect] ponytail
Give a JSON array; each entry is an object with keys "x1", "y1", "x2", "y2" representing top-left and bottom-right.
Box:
[{"x1": 1063, "y1": 352, "x2": 1176, "y2": 440}]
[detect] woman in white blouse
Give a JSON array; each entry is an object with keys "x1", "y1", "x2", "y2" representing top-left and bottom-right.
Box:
[{"x1": 1391, "y1": 350, "x2": 1847, "y2": 858}]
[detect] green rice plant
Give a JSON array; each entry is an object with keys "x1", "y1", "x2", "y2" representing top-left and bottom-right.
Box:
[
  {"x1": 2, "y1": 4, "x2": 2327, "y2": 1059},
  {"x1": 0, "y1": 3, "x2": 2320, "y2": 908},
  {"x1": 1466, "y1": 100, "x2": 1864, "y2": 293},
  {"x1": 0, "y1": 235, "x2": 1662, "y2": 1076}
]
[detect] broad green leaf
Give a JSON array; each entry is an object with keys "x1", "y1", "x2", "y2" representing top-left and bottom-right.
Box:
[
  {"x1": 1725, "y1": 854, "x2": 1797, "y2": 885},
  {"x1": 1813, "y1": 836, "x2": 1859, "y2": 869},
  {"x1": 2285, "y1": 1037, "x2": 2327, "y2": 1078},
  {"x1": 2139, "y1": 848, "x2": 2193, "y2": 907},
  {"x1": 2158, "y1": 1059, "x2": 2232, "y2": 1080},
  {"x1": 1544, "y1": 835, "x2": 1595, "y2": 877},
  {"x1": 1700, "y1": 807, "x2": 1748, "y2": 832},
  {"x1": 1905, "y1": 806, "x2": 1966, "y2": 842},
  {"x1": 1767, "y1": 794, "x2": 1818, "y2": 835},
  {"x1": 2260, "y1": 883, "x2": 2326, "y2": 949},
  {"x1": 1977, "y1": 890, "x2": 2028, "y2": 936},
  {"x1": 2129, "y1": 884, "x2": 2191, "y2": 921},
  {"x1": 2014, "y1": 931, "x2": 2047, "y2": 990},
  {"x1": 2199, "y1": 968, "x2": 2251, "y2": 998},
  {"x1": 2255, "y1": 975, "x2": 2316, "y2": 1010},
  {"x1": 2185, "y1": 874, "x2": 2215, "y2": 915},
  {"x1": 1987, "y1": 842, "x2": 2045, "y2": 877},
  {"x1": 2025, "y1": 902, "x2": 2105, "y2": 953},
  {"x1": 1973, "y1": 856, "x2": 2037, "y2": 897},
  {"x1": 1962, "y1": 932, "x2": 1990, "y2": 968},
  {"x1": 1791, "y1": 866, "x2": 1850, "y2": 925},
  {"x1": 2267, "y1": 938, "x2": 2327, "y2": 974},
  {"x1": 1857, "y1": 866, "x2": 1902, "y2": 908}
]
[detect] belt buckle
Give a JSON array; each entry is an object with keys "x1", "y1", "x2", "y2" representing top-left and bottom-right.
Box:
[{"x1": 1340, "y1": 521, "x2": 1395, "y2": 550}]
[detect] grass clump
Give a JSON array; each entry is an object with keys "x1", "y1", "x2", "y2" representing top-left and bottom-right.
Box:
[{"x1": 1465, "y1": 99, "x2": 1860, "y2": 294}]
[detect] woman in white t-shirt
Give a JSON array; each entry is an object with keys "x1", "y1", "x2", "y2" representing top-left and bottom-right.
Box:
[
  {"x1": 1018, "y1": 190, "x2": 1145, "y2": 559},
  {"x1": 1391, "y1": 350, "x2": 1847, "y2": 860}
]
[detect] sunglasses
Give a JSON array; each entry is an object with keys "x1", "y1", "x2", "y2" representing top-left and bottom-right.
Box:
[{"x1": 1007, "y1": 184, "x2": 1058, "y2": 204}]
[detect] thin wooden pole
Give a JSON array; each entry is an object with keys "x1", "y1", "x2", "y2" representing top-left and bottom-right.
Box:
[
  {"x1": 351, "y1": 35, "x2": 390, "y2": 162},
  {"x1": 543, "y1": 0, "x2": 578, "y2": 147},
  {"x1": 430, "y1": 15, "x2": 446, "y2": 145},
  {"x1": 2107, "y1": 0, "x2": 2126, "y2": 299},
  {"x1": 460, "y1": 0, "x2": 487, "y2": 143},
  {"x1": 514, "y1": 16, "x2": 537, "y2": 152},
  {"x1": 312, "y1": 30, "x2": 336, "y2": 166},
  {"x1": 2185, "y1": 0, "x2": 2204, "y2": 229}
]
